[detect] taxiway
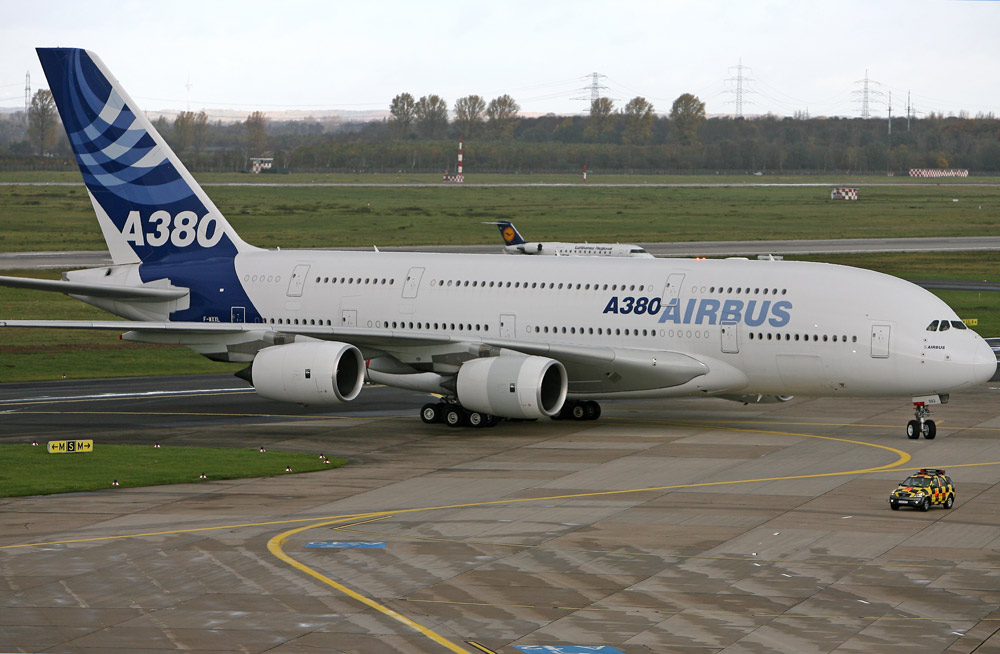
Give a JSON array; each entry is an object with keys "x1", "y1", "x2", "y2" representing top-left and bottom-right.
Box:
[{"x1": 2, "y1": 376, "x2": 1000, "y2": 653}]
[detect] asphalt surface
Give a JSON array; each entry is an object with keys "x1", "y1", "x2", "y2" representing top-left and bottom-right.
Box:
[{"x1": 3, "y1": 375, "x2": 1000, "y2": 653}]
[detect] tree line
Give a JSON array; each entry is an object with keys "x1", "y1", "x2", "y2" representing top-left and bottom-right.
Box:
[{"x1": 3, "y1": 88, "x2": 999, "y2": 174}]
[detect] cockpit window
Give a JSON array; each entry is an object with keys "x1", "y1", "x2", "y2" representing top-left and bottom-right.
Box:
[
  {"x1": 630, "y1": 248, "x2": 647, "y2": 254},
  {"x1": 951, "y1": 320, "x2": 968, "y2": 330},
  {"x1": 939, "y1": 321, "x2": 950, "y2": 332},
  {"x1": 926, "y1": 320, "x2": 939, "y2": 332}
]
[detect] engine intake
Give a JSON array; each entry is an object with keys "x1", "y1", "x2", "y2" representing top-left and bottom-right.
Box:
[
  {"x1": 242, "y1": 341, "x2": 364, "y2": 405},
  {"x1": 456, "y1": 354, "x2": 567, "y2": 419}
]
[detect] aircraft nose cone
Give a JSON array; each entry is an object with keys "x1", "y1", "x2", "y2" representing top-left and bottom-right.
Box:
[{"x1": 972, "y1": 337, "x2": 998, "y2": 384}]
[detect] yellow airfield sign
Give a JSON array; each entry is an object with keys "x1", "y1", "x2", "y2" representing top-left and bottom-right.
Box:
[{"x1": 47, "y1": 440, "x2": 94, "y2": 453}]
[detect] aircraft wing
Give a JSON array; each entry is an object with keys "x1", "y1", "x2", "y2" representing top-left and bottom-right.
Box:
[
  {"x1": 0, "y1": 319, "x2": 743, "y2": 394},
  {"x1": 0, "y1": 319, "x2": 461, "y2": 348}
]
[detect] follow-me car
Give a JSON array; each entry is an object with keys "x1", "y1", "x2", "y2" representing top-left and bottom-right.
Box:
[
  {"x1": 0, "y1": 48, "x2": 995, "y2": 433},
  {"x1": 889, "y1": 468, "x2": 955, "y2": 510}
]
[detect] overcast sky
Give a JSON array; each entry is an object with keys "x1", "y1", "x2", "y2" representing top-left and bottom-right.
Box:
[{"x1": 2, "y1": 0, "x2": 998, "y2": 120}]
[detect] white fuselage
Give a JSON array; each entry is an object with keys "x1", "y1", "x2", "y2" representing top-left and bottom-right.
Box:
[
  {"x1": 231, "y1": 250, "x2": 994, "y2": 399},
  {"x1": 503, "y1": 242, "x2": 653, "y2": 257}
]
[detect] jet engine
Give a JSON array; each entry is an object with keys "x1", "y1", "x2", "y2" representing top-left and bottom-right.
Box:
[
  {"x1": 239, "y1": 342, "x2": 365, "y2": 405},
  {"x1": 456, "y1": 354, "x2": 567, "y2": 419}
]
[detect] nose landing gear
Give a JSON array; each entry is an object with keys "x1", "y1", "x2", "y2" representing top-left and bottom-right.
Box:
[{"x1": 906, "y1": 396, "x2": 943, "y2": 439}]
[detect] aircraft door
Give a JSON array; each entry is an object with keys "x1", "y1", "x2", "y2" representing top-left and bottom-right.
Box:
[
  {"x1": 721, "y1": 323, "x2": 739, "y2": 353},
  {"x1": 871, "y1": 324, "x2": 891, "y2": 358},
  {"x1": 402, "y1": 267, "x2": 424, "y2": 299},
  {"x1": 662, "y1": 273, "x2": 685, "y2": 303},
  {"x1": 500, "y1": 314, "x2": 516, "y2": 339},
  {"x1": 287, "y1": 264, "x2": 310, "y2": 297},
  {"x1": 231, "y1": 306, "x2": 245, "y2": 323},
  {"x1": 342, "y1": 310, "x2": 357, "y2": 327}
]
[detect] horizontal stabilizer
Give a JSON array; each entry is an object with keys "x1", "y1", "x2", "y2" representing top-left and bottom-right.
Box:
[
  {"x1": 0, "y1": 275, "x2": 188, "y2": 300},
  {"x1": 0, "y1": 319, "x2": 244, "y2": 332}
]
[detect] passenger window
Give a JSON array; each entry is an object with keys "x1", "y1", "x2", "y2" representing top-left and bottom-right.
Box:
[
  {"x1": 951, "y1": 321, "x2": 968, "y2": 330},
  {"x1": 926, "y1": 320, "x2": 939, "y2": 331}
]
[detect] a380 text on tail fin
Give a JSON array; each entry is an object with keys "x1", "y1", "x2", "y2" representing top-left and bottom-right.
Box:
[{"x1": 37, "y1": 48, "x2": 255, "y2": 266}]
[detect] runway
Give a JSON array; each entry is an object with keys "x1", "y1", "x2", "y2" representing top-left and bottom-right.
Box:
[{"x1": 2, "y1": 376, "x2": 1000, "y2": 653}]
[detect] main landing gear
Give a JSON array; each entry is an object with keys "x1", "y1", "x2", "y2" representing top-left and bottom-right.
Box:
[
  {"x1": 420, "y1": 402, "x2": 500, "y2": 428},
  {"x1": 906, "y1": 400, "x2": 937, "y2": 440},
  {"x1": 418, "y1": 400, "x2": 603, "y2": 427},
  {"x1": 550, "y1": 400, "x2": 602, "y2": 422}
]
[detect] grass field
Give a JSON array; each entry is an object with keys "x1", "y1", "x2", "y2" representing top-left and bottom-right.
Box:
[
  {"x1": 4, "y1": 171, "x2": 999, "y2": 185},
  {"x1": 0, "y1": 444, "x2": 346, "y2": 497},
  {"x1": 1, "y1": 174, "x2": 999, "y2": 382},
  {"x1": 1, "y1": 175, "x2": 998, "y2": 251}
]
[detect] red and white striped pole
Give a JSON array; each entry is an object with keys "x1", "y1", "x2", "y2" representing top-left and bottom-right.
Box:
[{"x1": 457, "y1": 137, "x2": 463, "y2": 180}]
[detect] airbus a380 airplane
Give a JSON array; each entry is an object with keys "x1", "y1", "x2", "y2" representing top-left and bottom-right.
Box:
[{"x1": 1, "y1": 48, "x2": 994, "y2": 438}]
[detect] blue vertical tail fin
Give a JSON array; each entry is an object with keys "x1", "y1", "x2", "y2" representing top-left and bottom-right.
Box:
[
  {"x1": 485, "y1": 220, "x2": 526, "y2": 246},
  {"x1": 37, "y1": 48, "x2": 257, "y2": 265}
]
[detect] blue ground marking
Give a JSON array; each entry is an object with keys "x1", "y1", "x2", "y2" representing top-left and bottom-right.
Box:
[
  {"x1": 305, "y1": 541, "x2": 386, "y2": 549},
  {"x1": 515, "y1": 647, "x2": 625, "y2": 654}
]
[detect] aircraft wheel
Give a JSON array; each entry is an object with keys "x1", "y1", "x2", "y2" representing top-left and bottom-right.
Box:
[
  {"x1": 420, "y1": 403, "x2": 443, "y2": 424},
  {"x1": 554, "y1": 401, "x2": 576, "y2": 421},
  {"x1": 923, "y1": 420, "x2": 937, "y2": 439},
  {"x1": 906, "y1": 420, "x2": 920, "y2": 439},
  {"x1": 467, "y1": 411, "x2": 487, "y2": 428},
  {"x1": 483, "y1": 414, "x2": 499, "y2": 427},
  {"x1": 584, "y1": 401, "x2": 601, "y2": 420},
  {"x1": 444, "y1": 407, "x2": 466, "y2": 427},
  {"x1": 571, "y1": 403, "x2": 587, "y2": 420}
]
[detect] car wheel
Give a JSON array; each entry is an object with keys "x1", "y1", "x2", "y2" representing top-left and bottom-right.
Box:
[
  {"x1": 906, "y1": 420, "x2": 919, "y2": 439},
  {"x1": 920, "y1": 497, "x2": 930, "y2": 511},
  {"x1": 889, "y1": 500, "x2": 900, "y2": 510},
  {"x1": 944, "y1": 494, "x2": 954, "y2": 509}
]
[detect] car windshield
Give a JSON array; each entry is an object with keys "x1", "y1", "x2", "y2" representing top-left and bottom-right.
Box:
[{"x1": 901, "y1": 476, "x2": 931, "y2": 487}]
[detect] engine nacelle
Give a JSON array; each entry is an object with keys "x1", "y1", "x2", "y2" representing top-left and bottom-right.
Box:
[
  {"x1": 456, "y1": 354, "x2": 567, "y2": 419},
  {"x1": 246, "y1": 342, "x2": 364, "y2": 405}
]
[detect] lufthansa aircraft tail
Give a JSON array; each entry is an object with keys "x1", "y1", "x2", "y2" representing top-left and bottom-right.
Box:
[
  {"x1": 37, "y1": 48, "x2": 258, "y2": 265},
  {"x1": 485, "y1": 220, "x2": 527, "y2": 246}
]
